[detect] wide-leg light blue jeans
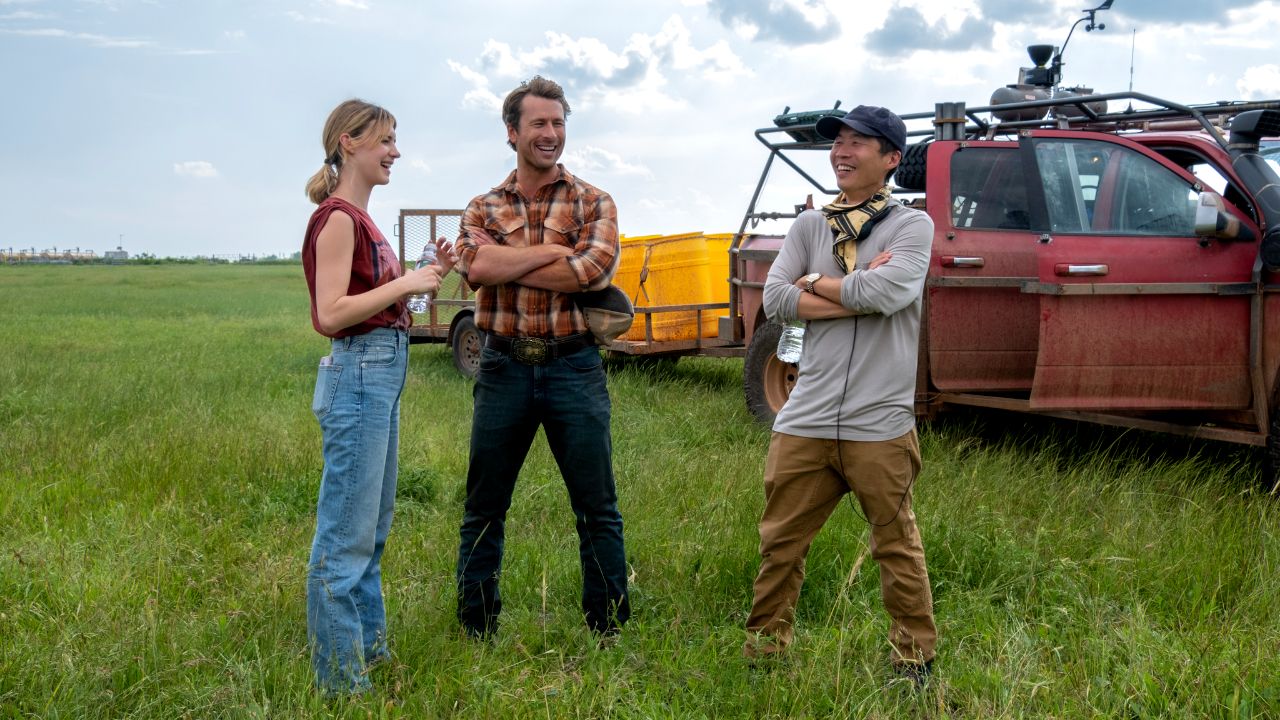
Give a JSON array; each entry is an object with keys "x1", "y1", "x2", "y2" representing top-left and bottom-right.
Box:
[{"x1": 306, "y1": 327, "x2": 407, "y2": 694}]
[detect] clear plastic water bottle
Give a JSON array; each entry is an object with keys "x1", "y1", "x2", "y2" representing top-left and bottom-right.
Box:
[
  {"x1": 407, "y1": 243, "x2": 437, "y2": 314},
  {"x1": 776, "y1": 321, "x2": 805, "y2": 364}
]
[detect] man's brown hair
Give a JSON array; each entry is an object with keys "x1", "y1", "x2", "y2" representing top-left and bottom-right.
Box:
[{"x1": 502, "y1": 76, "x2": 571, "y2": 150}]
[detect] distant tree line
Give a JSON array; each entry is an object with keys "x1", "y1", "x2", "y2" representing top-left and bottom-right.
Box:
[{"x1": 3, "y1": 251, "x2": 303, "y2": 266}]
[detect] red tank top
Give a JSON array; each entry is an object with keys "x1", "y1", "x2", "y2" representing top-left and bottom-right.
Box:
[{"x1": 302, "y1": 196, "x2": 410, "y2": 338}]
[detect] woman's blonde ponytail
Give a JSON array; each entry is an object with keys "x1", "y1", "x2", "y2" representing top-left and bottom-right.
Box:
[{"x1": 305, "y1": 161, "x2": 340, "y2": 205}]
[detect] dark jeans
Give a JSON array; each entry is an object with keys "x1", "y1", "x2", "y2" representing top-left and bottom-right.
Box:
[{"x1": 456, "y1": 344, "x2": 629, "y2": 635}]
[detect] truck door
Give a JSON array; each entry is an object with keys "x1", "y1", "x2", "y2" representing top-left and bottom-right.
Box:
[
  {"x1": 926, "y1": 141, "x2": 1041, "y2": 391},
  {"x1": 1023, "y1": 132, "x2": 1257, "y2": 411}
]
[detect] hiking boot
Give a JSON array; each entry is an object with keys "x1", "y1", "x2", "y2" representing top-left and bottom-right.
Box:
[
  {"x1": 595, "y1": 627, "x2": 622, "y2": 650},
  {"x1": 892, "y1": 659, "x2": 933, "y2": 688},
  {"x1": 743, "y1": 633, "x2": 787, "y2": 671}
]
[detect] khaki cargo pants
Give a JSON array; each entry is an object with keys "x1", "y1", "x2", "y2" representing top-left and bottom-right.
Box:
[{"x1": 744, "y1": 429, "x2": 937, "y2": 664}]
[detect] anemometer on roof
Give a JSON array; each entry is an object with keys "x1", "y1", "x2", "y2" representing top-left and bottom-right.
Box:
[{"x1": 1019, "y1": 0, "x2": 1114, "y2": 91}]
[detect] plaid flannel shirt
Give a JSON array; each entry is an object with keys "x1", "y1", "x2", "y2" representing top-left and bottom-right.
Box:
[{"x1": 456, "y1": 165, "x2": 619, "y2": 338}]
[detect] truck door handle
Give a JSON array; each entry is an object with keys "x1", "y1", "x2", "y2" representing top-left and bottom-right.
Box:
[
  {"x1": 941, "y1": 256, "x2": 985, "y2": 268},
  {"x1": 1055, "y1": 263, "x2": 1109, "y2": 276}
]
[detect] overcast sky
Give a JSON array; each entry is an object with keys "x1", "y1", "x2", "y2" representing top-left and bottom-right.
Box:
[{"x1": 4, "y1": 0, "x2": 1280, "y2": 258}]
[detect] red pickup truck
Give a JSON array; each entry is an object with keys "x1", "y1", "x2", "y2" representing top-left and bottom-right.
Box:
[{"x1": 748, "y1": 86, "x2": 1280, "y2": 491}]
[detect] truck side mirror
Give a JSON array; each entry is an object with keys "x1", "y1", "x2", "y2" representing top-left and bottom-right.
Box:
[{"x1": 1194, "y1": 191, "x2": 1255, "y2": 243}]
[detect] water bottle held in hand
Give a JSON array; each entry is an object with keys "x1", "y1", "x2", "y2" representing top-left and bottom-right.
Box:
[
  {"x1": 407, "y1": 244, "x2": 437, "y2": 314},
  {"x1": 776, "y1": 321, "x2": 805, "y2": 364}
]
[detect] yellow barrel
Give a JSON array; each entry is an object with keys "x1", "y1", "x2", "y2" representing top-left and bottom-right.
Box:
[
  {"x1": 617, "y1": 232, "x2": 733, "y2": 341},
  {"x1": 614, "y1": 234, "x2": 662, "y2": 304}
]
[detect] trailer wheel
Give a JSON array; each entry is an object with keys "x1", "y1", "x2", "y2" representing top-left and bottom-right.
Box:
[
  {"x1": 1265, "y1": 415, "x2": 1280, "y2": 493},
  {"x1": 451, "y1": 313, "x2": 482, "y2": 379},
  {"x1": 743, "y1": 321, "x2": 796, "y2": 426}
]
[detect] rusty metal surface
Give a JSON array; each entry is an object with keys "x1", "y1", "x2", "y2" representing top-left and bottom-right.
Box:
[
  {"x1": 1032, "y1": 294, "x2": 1252, "y2": 409},
  {"x1": 936, "y1": 392, "x2": 1267, "y2": 446},
  {"x1": 891, "y1": 109, "x2": 1279, "y2": 444},
  {"x1": 929, "y1": 276, "x2": 1029, "y2": 288},
  {"x1": 1022, "y1": 281, "x2": 1258, "y2": 295}
]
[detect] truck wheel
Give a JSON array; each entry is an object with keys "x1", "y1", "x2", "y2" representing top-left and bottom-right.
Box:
[
  {"x1": 451, "y1": 313, "x2": 482, "y2": 379},
  {"x1": 1265, "y1": 415, "x2": 1280, "y2": 493},
  {"x1": 744, "y1": 321, "x2": 797, "y2": 426},
  {"x1": 894, "y1": 141, "x2": 929, "y2": 192}
]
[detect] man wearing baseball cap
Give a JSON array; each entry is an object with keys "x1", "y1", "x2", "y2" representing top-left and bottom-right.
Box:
[{"x1": 743, "y1": 105, "x2": 937, "y2": 686}]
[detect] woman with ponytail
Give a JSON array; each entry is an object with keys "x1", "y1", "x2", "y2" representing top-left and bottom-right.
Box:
[{"x1": 301, "y1": 99, "x2": 451, "y2": 694}]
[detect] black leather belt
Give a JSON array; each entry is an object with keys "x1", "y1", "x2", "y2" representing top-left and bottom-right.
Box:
[{"x1": 484, "y1": 332, "x2": 594, "y2": 365}]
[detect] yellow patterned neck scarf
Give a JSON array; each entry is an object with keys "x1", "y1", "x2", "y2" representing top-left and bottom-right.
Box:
[{"x1": 821, "y1": 185, "x2": 894, "y2": 273}]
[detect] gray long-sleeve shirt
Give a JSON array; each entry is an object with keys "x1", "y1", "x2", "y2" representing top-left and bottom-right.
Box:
[{"x1": 765, "y1": 204, "x2": 933, "y2": 440}]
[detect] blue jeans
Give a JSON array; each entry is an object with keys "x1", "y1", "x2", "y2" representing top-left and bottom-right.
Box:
[
  {"x1": 306, "y1": 328, "x2": 407, "y2": 694},
  {"x1": 457, "y1": 344, "x2": 629, "y2": 636}
]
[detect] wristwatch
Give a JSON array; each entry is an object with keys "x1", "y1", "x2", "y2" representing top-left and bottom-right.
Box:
[{"x1": 803, "y1": 272, "x2": 822, "y2": 294}]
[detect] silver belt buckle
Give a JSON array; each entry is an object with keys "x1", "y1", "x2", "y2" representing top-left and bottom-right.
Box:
[{"x1": 512, "y1": 337, "x2": 549, "y2": 365}]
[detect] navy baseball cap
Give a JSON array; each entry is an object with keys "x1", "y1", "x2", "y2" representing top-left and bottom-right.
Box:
[{"x1": 815, "y1": 105, "x2": 907, "y2": 154}]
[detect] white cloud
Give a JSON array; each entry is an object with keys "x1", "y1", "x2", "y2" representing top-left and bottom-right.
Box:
[
  {"x1": 640, "y1": 15, "x2": 747, "y2": 79},
  {"x1": 688, "y1": 187, "x2": 713, "y2": 208},
  {"x1": 597, "y1": 85, "x2": 688, "y2": 114},
  {"x1": 329, "y1": 0, "x2": 368, "y2": 8},
  {"x1": 0, "y1": 10, "x2": 49, "y2": 19},
  {"x1": 224, "y1": 29, "x2": 246, "y2": 41},
  {"x1": 448, "y1": 16, "x2": 747, "y2": 113},
  {"x1": 473, "y1": 32, "x2": 628, "y2": 83},
  {"x1": 173, "y1": 161, "x2": 218, "y2": 178},
  {"x1": 409, "y1": 158, "x2": 431, "y2": 174},
  {"x1": 0, "y1": 26, "x2": 154, "y2": 48},
  {"x1": 1238, "y1": 64, "x2": 1280, "y2": 99},
  {"x1": 707, "y1": 0, "x2": 842, "y2": 45},
  {"x1": 284, "y1": 10, "x2": 336, "y2": 25},
  {"x1": 562, "y1": 146, "x2": 652, "y2": 178},
  {"x1": 447, "y1": 59, "x2": 502, "y2": 112}
]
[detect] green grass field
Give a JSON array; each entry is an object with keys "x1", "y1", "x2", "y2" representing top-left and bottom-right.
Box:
[{"x1": 1, "y1": 264, "x2": 1277, "y2": 719}]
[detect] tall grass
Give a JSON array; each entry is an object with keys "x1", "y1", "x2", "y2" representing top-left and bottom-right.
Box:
[{"x1": 0, "y1": 264, "x2": 1276, "y2": 718}]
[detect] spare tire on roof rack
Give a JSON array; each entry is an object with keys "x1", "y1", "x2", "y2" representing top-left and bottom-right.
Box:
[
  {"x1": 894, "y1": 141, "x2": 930, "y2": 192},
  {"x1": 773, "y1": 102, "x2": 844, "y2": 143}
]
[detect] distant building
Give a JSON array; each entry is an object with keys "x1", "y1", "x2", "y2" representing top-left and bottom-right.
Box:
[{"x1": 104, "y1": 247, "x2": 128, "y2": 262}]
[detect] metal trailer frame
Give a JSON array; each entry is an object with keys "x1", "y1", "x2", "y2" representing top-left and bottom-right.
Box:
[{"x1": 396, "y1": 208, "x2": 748, "y2": 366}]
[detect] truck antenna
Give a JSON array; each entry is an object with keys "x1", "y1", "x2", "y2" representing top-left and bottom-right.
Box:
[{"x1": 1126, "y1": 27, "x2": 1136, "y2": 112}]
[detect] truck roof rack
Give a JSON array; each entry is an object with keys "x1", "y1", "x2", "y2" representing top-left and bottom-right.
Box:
[
  {"x1": 767, "y1": 91, "x2": 1280, "y2": 151},
  {"x1": 739, "y1": 91, "x2": 1280, "y2": 232}
]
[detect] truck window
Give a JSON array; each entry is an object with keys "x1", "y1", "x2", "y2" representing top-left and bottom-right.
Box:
[
  {"x1": 950, "y1": 147, "x2": 1031, "y2": 230},
  {"x1": 1151, "y1": 145, "x2": 1256, "y2": 223},
  {"x1": 1262, "y1": 139, "x2": 1280, "y2": 175},
  {"x1": 1034, "y1": 138, "x2": 1198, "y2": 236}
]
